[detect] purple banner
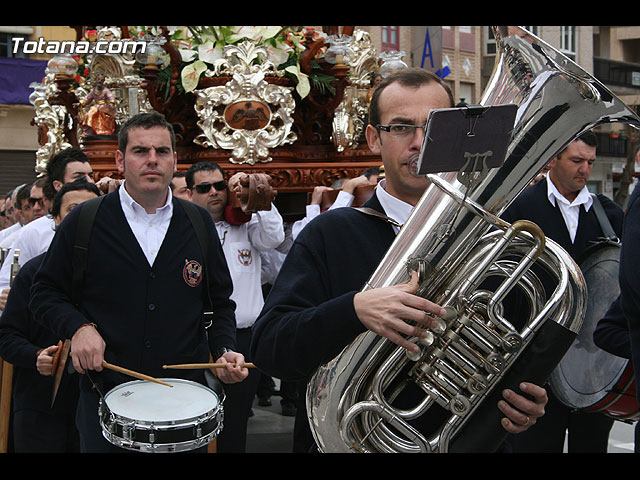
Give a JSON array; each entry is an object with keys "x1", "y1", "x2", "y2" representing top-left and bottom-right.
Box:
[{"x1": 0, "y1": 57, "x2": 48, "y2": 105}]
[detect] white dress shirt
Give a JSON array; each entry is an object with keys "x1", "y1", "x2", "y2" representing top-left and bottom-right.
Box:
[
  {"x1": 292, "y1": 190, "x2": 356, "y2": 239},
  {"x1": 118, "y1": 182, "x2": 173, "y2": 267},
  {"x1": 375, "y1": 178, "x2": 415, "y2": 234},
  {"x1": 215, "y1": 205, "x2": 284, "y2": 328},
  {"x1": 546, "y1": 178, "x2": 593, "y2": 243},
  {"x1": 0, "y1": 222, "x2": 21, "y2": 245},
  {"x1": 0, "y1": 216, "x2": 55, "y2": 290}
]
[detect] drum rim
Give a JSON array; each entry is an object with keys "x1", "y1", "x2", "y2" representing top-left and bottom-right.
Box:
[
  {"x1": 100, "y1": 378, "x2": 224, "y2": 452},
  {"x1": 100, "y1": 378, "x2": 221, "y2": 427}
]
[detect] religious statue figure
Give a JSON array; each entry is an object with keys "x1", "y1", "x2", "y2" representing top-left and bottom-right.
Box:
[{"x1": 78, "y1": 73, "x2": 117, "y2": 136}]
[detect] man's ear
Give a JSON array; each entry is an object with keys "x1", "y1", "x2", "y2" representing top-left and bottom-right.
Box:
[
  {"x1": 365, "y1": 124, "x2": 381, "y2": 155},
  {"x1": 115, "y1": 150, "x2": 125, "y2": 175}
]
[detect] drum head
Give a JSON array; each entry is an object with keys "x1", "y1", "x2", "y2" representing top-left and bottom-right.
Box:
[
  {"x1": 550, "y1": 243, "x2": 626, "y2": 409},
  {"x1": 103, "y1": 378, "x2": 219, "y2": 424}
]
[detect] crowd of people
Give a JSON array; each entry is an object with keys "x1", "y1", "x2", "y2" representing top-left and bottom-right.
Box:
[
  {"x1": 0, "y1": 110, "x2": 382, "y2": 454},
  {"x1": 0, "y1": 67, "x2": 637, "y2": 454}
]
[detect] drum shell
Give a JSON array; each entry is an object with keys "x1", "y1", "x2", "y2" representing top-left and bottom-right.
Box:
[
  {"x1": 550, "y1": 242, "x2": 640, "y2": 419},
  {"x1": 99, "y1": 378, "x2": 223, "y2": 453}
]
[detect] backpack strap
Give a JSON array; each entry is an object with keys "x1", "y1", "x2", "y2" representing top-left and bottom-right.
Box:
[
  {"x1": 176, "y1": 198, "x2": 214, "y2": 327},
  {"x1": 71, "y1": 195, "x2": 105, "y2": 307}
]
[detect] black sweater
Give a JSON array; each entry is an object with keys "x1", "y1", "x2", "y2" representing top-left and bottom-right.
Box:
[
  {"x1": 251, "y1": 194, "x2": 396, "y2": 382},
  {"x1": 29, "y1": 189, "x2": 237, "y2": 390}
]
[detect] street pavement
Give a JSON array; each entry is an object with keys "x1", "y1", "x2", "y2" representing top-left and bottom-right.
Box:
[
  {"x1": 245, "y1": 392, "x2": 637, "y2": 453},
  {"x1": 246, "y1": 394, "x2": 295, "y2": 453}
]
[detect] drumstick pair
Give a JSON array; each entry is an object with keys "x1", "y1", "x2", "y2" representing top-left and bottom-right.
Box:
[
  {"x1": 106, "y1": 362, "x2": 256, "y2": 388},
  {"x1": 69, "y1": 354, "x2": 254, "y2": 388}
]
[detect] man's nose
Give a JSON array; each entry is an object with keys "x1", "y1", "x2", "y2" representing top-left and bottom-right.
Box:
[{"x1": 410, "y1": 127, "x2": 426, "y2": 149}]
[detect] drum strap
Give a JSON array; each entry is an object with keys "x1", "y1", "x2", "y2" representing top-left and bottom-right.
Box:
[
  {"x1": 590, "y1": 194, "x2": 619, "y2": 242},
  {"x1": 72, "y1": 195, "x2": 214, "y2": 327}
]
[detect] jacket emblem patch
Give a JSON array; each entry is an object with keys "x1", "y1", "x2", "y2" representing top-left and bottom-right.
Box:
[{"x1": 183, "y1": 259, "x2": 203, "y2": 287}]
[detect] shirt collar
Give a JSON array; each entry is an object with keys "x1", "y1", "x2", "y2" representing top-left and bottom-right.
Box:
[
  {"x1": 546, "y1": 177, "x2": 593, "y2": 211},
  {"x1": 118, "y1": 180, "x2": 173, "y2": 218},
  {"x1": 375, "y1": 178, "x2": 415, "y2": 226}
]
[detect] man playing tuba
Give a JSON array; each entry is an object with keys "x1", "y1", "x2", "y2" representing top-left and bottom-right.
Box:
[{"x1": 251, "y1": 68, "x2": 548, "y2": 453}]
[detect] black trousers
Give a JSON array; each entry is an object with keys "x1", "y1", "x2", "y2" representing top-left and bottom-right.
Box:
[
  {"x1": 215, "y1": 327, "x2": 261, "y2": 453},
  {"x1": 13, "y1": 408, "x2": 80, "y2": 453},
  {"x1": 510, "y1": 390, "x2": 615, "y2": 453},
  {"x1": 76, "y1": 389, "x2": 130, "y2": 453}
]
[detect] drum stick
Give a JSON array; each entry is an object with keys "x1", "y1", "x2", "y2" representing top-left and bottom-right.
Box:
[
  {"x1": 162, "y1": 362, "x2": 256, "y2": 370},
  {"x1": 69, "y1": 353, "x2": 173, "y2": 387},
  {"x1": 102, "y1": 361, "x2": 173, "y2": 388}
]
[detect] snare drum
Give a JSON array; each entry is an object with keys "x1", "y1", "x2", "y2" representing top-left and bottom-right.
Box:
[
  {"x1": 99, "y1": 378, "x2": 223, "y2": 453},
  {"x1": 549, "y1": 242, "x2": 640, "y2": 420}
]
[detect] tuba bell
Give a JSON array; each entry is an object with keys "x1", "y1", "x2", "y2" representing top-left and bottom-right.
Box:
[{"x1": 306, "y1": 26, "x2": 640, "y2": 453}]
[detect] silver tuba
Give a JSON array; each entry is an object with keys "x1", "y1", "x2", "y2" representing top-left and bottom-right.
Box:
[{"x1": 306, "y1": 26, "x2": 640, "y2": 453}]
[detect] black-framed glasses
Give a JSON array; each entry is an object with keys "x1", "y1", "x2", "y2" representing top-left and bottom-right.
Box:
[
  {"x1": 377, "y1": 124, "x2": 427, "y2": 138},
  {"x1": 28, "y1": 197, "x2": 45, "y2": 208},
  {"x1": 193, "y1": 180, "x2": 227, "y2": 194}
]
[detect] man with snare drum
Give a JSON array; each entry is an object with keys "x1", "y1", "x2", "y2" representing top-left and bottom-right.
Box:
[
  {"x1": 502, "y1": 131, "x2": 624, "y2": 452},
  {"x1": 30, "y1": 112, "x2": 248, "y2": 452}
]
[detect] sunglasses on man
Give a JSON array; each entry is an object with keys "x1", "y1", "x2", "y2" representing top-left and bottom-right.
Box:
[
  {"x1": 193, "y1": 180, "x2": 227, "y2": 194},
  {"x1": 28, "y1": 197, "x2": 45, "y2": 207}
]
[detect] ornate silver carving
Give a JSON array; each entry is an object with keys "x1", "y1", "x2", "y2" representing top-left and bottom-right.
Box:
[
  {"x1": 331, "y1": 30, "x2": 380, "y2": 152},
  {"x1": 194, "y1": 41, "x2": 297, "y2": 165},
  {"x1": 29, "y1": 72, "x2": 73, "y2": 173}
]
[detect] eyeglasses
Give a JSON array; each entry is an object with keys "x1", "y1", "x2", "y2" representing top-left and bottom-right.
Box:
[
  {"x1": 28, "y1": 197, "x2": 45, "y2": 208},
  {"x1": 193, "y1": 180, "x2": 227, "y2": 194},
  {"x1": 377, "y1": 124, "x2": 427, "y2": 138}
]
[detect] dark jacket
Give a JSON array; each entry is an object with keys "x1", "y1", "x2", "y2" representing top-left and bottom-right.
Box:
[
  {"x1": 501, "y1": 177, "x2": 623, "y2": 261},
  {"x1": 29, "y1": 189, "x2": 237, "y2": 391},
  {"x1": 0, "y1": 253, "x2": 78, "y2": 415},
  {"x1": 251, "y1": 193, "x2": 395, "y2": 382},
  {"x1": 619, "y1": 181, "x2": 640, "y2": 397}
]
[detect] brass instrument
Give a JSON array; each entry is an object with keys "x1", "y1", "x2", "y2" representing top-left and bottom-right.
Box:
[{"x1": 306, "y1": 26, "x2": 640, "y2": 453}]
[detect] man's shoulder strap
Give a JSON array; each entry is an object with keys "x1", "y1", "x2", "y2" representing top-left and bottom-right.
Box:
[
  {"x1": 176, "y1": 198, "x2": 213, "y2": 316},
  {"x1": 176, "y1": 197, "x2": 209, "y2": 265},
  {"x1": 590, "y1": 193, "x2": 618, "y2": 242},
  {"x1": 72, "y1": 195, "x2": 105, "y2": 306}
]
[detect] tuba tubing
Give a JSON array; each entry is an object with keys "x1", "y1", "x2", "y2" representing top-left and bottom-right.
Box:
[{"x1": 306, "y1": 26, "x2": 640, "y2": 453}]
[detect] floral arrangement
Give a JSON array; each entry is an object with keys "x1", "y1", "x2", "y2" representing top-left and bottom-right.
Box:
[{"x1": 129, "y1": 26, "x2": 333, "y2": 99}]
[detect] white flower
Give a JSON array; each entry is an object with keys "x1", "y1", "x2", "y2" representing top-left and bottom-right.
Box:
[{"x1": 198, "y1": 42, "x2": 224, "y2": 64}]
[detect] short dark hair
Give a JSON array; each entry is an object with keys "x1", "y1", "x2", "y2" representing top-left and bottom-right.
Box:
[
  {"x1": 15, "y1": 183, "x2": 32, "y2": 209},
  {"x1": 368, "y1": 68, "x2": 455, "y2": 128},
  {"x1": 557, "y1": 130, "x2": 598, "y2": 158},
  {"x1": 170, "y1": 171, "x2": 186, "y2": 191},
  {"x1": 44, "y1": 147, "x2": 91, "y2": 201},
  {"x1": 32, "y1": 176, "x2": 48, "y2": 190},
  {"x1": 46, "y1": 147, "x2": 90, "y2": 184},
  {"x1": 50, "y1": 178, "x2": 100, "y2": 218},
  {"x1": 577, "y1": 130, "x2": 598, "y2": 148},
  {"x1": 185, "y1": 161, "x2": 225, "y2": 189},
  {"x1": 362, "y1": 166, "x2": 380, "y2": 179},
  {"x1": 118, "y1": 111, "x2": 176, "y2": 153}
]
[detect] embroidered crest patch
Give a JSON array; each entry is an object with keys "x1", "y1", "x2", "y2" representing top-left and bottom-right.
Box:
[
  {"x1": 183, "y1": 259, "x2": 203, "y2": 287},
  {"x1": 237, "y1": 248, "x2": 252, "y2": 266}
]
